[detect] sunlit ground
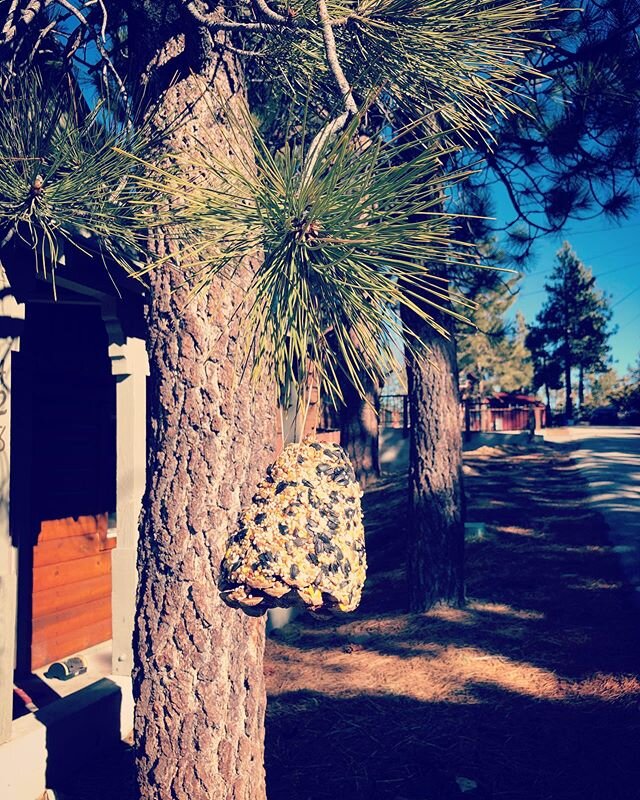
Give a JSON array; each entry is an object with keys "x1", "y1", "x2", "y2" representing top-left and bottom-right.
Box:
[{"x1": 265, "y1": 445, "x2": 640, "y2": 800}]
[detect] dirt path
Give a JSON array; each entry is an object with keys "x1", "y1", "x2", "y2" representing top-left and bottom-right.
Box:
[
  {"x1": 545, "y1": 426, "x2": 640, "y2": 598},
  {"x1": 265, "y1": 444, "x2": 640, "y2": 800}
]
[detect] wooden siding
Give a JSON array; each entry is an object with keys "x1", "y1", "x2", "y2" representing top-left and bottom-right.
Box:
[
  {"x1": 31, "y1": 514, "x2": 114, "y2": 669},
  {"x1": 13, "y1": 304, "x2": 118, "y2": 672}
]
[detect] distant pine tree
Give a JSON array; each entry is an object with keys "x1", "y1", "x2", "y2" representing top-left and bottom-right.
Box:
[
  {"x1": 585, "y1": 368, "x2": 621, "y2": 409},
  {"x1": 528, "y1": 243, "x2": 613, "y2": 419},
  {"x1": 458, "y1": 282, "x2": 533, "y2": 394}
]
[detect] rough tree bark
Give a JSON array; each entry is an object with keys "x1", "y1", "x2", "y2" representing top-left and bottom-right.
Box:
[
  {"x1": 402, "y1": 305, "x2": 465, "y2": 613},
  {"x1": 126, "y1": 4, "x2": 274, "y2": 799}
]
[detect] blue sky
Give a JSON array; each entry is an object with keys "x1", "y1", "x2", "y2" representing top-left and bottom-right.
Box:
[{"x1": 495, "y1": 204, "x2": 640, "y2": 375}]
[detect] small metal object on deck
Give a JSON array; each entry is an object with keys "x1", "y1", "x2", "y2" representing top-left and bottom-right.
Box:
[
  {"x1": 464, "y1": 522, "x2": 487, "y2": 542},
  {"x1": 44, "y1": 655, "x2": 88, "y2": 681}
]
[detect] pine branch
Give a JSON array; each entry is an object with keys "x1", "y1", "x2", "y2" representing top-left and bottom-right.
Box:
[
  {"x1": 317, "y1": 0, "x2": 358, "y2": 115},
  {"x1": 252, "y1": 0, "x2": 289, "y2": 24},
  {"x1": 54, "y1": 0, "x2": 130, "y2": 116},
  {"x1": 184, "y1": 1, "x2": 285, "y2": 32}
]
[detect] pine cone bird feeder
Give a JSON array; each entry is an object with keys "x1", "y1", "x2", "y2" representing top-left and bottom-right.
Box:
[{"x1": 220, "y1": 440, "x2": 366, "y2": 615}]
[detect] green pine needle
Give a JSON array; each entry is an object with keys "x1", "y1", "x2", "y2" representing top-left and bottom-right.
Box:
[
  {"x1": 126, "y1": 106, "x2": 479, "y2": 404},
  {"x1": 249, "y1": 0, "x2": 556, "y2": 142},
  {"x1": 0, "y1": 72, "x2": 149, "y2": 281}
]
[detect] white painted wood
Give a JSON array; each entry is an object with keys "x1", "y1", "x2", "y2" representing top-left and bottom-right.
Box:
[
  {"x1": 1, "y1": 675, "x2": 133, "y2": 800},
  {"x1": 109, "y1": 337, "x2": 148, "y2": 676},
  {"x1": 0, "y1": 264, "x2": 25, "y2": 744}
]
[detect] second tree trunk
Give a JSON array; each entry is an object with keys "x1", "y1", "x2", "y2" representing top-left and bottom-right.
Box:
[{"x1": 403, "y1": 307, "x2": 465, "y2": 612}]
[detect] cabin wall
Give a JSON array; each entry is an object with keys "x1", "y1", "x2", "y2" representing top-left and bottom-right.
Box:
[{"x1": 13, "y1": 303, "x2": 117, "y2": 671}]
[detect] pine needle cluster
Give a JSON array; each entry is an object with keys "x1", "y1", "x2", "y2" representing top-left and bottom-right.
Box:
[
  {"x1": 129, "y1": 111, "x2": 478, "y2": 401},
  {"x1": 0, "y1": 74, "x2": 147, "y2": 279}
]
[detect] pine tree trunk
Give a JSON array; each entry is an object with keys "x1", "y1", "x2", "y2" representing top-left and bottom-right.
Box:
[
  {"x1": 578, "y1": 364, "x2": 585, "y2": 410},
  {"x1": 565, "y1": 359, "x2": 573, "y2": 420},
  {"x1": 402, "y1": 306, "x2": 465, "y2": 612},
  {"x1": 338, "y1": 377, "x2": 381, "y2": 488},
  {"x1": 545, "y1": 381, "x2": 552, "y2": 420},
  {"x1": 126, "y1": 6, "x2": 274, "y2": 799}
]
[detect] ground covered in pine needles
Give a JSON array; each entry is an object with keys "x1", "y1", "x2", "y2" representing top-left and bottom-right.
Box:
[
  {"x1": 52, "y1": 442, "x2": 640, "y2": 799},
  {"x1": 264, "y1": 443, "x2": 640, "y2": 800}
]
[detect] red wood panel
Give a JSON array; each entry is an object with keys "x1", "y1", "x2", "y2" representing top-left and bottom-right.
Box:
[
  {"x1": 32, "y1": 513, "x2": 114, "y2": 669},
  {"x1": 31, "y1": 617, "x2": 112, "y2": 671},
  {"x1": 33, "y1": 551, "x2": 112, "y2": 593},
  {"x1": 33, "y1": 573, "x2": 112, "y2": 618},
  {"x1": 38, "y1": 515, "x2": 99, "y2": 542},
  {"x1": 33, "y1": 596, "x2": 111, "y2": 637},
  {"x1": 33, "y1": 532, "x2": 115, "y2": 568}
]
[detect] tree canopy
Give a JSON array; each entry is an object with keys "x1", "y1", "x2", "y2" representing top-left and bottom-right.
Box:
[
  {"x1": 0, "y1": 0, "x2": 559, "y2": 405},
  {"x1": 474, "y1": 0, "x2": 640, "y2": 255}
]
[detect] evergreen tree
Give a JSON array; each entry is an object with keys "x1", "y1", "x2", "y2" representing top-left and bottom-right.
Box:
[
  {"x1": 410, "y1": 0, "x2": 640, "y2": 611},
  {"x1": 458, "y1": 282, "x2": 533, "y2": 394},
  {"x1": 503, "y1": 312, "x2": 534, "y2": 392},
  {"x1": 585, "y1": 367, "x2": 622, "y2": 409},
  {"x1": 526, "y1": 324, "x2": 564, "y2": 411},
  {"x1": 529, "y1": 242, "x2": 613, "y2": 419},
  {"x1": 608, "y1": 355, "x2": 640, "y2": 419}
]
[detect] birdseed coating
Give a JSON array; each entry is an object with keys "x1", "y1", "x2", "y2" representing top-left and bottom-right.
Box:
[{"x1": 220, "y1": 439, "x2": 366, "y2": 615}]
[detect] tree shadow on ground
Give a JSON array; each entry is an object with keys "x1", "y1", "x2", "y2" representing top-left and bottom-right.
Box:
[
  {"x1": 46, "y1": 738, "x2": 135, "y2": 800},
  {"x1": 266, "y1": 687, "x2": 640, "y2": 800},
  {"x1": 265, "y1": 444, "x2": 640, "y2": 800}
]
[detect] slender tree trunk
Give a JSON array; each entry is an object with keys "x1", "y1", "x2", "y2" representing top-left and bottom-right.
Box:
[
  {"x1": 397, "y1": 129, "x2": 465, "y2": 611},
  {"x1": 402, "y1": 305, "x2": 465, "y2": 612},
  {"x1": 562, "y1": 281, "x2": 573, "y2": 420},
  {"x1": 544, "y1": 383, "x2": 553, "y2": 427},
  {"x1": 338, "y1": 376, "x2": 381, "y2": 488},
  {"x1": 565, "y1": 359, "x2": 573, "y2": 420},
  {"x1": 126, "y1": 6, "x2": 274, "y2": 799},
  {"x1": 578, "y1": 364, "x2": 585, "y2": 410},
  {"x1": 544, "y1": 380, "x2": 552, "y2": 420}
]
